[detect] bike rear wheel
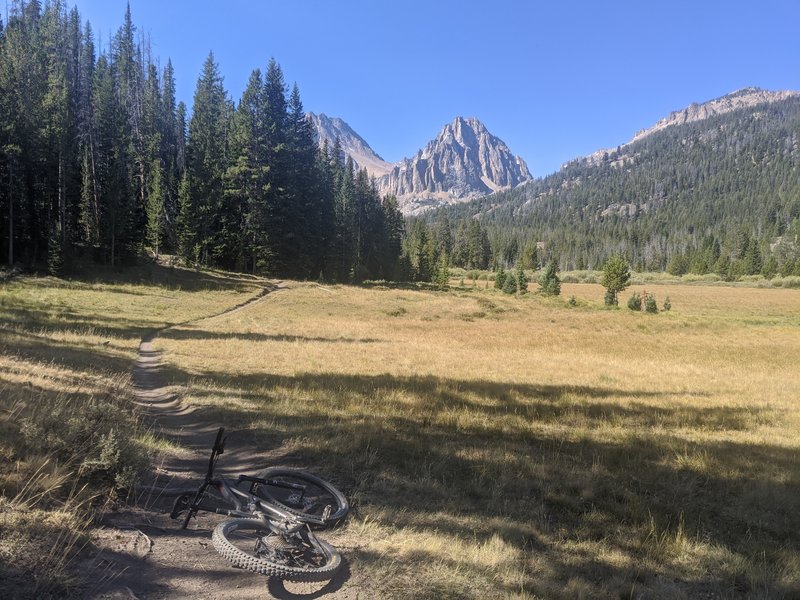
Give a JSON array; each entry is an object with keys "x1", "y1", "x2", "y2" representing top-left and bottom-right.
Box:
[
  {"x1": 212, "y1": 518, "x2": 341, "y2": 582},
  {"x1": 254, "y1": 468, "x2": 349, "y2": 526}
]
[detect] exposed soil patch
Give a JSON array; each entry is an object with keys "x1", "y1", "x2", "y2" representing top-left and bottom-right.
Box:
[{"x1": 80, "y1": 283, "x2": 365, "y2": 599}]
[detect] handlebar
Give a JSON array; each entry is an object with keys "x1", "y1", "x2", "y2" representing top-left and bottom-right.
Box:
[{"x1": 205, "y1": 427, "x2": 226, "y2": 481}]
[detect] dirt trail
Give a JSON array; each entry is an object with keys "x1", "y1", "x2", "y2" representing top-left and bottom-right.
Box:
[{"x1": 81, "y1": 283, "x2": 361, "y2": 599}]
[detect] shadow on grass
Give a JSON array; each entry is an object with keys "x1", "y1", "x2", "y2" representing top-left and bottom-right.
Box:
[
  {"x1": 2, "y1": 261, "x2": 266, "y2": 294},
  {"x1": 163, "y1": 367, "x2": 799, "y2": 598},
  {"x1": 160, "y1": 328, "x2": 382, "y2": 344},
  {"x1": 65, "y1": 260, "x2": 266, "y2": 292}
]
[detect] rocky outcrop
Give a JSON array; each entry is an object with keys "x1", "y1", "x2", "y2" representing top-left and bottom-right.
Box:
[
  {"x1": 631, "y1": 87, "x2": 800, "y2": 143},
  {"x1": 377, "y1": 117, "x2": 531, "y2": 214},
  {"x1": 572, "y1": 88, "x2": 800, "y2": 169},
  {"x1": 308, "y1": 112, "x2": 393, "y2": 178}
]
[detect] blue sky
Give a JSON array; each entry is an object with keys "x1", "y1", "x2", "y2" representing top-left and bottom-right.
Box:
[{"x1": 62, "y1": 0, "x2": 800, "y2": 176}]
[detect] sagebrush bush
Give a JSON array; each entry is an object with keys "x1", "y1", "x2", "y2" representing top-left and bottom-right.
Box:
[{"x1": 18, "y1": 382, "x2": 146, "y2": 494}]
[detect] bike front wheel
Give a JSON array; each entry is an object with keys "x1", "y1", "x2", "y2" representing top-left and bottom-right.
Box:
[
  {"x1": 212, "y1": 518, "x2": 341, "y2": 582},
  {"x1": 254, "y1": 468, "x2": 349, "y2": 526}
]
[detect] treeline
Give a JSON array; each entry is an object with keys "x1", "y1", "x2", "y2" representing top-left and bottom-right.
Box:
[
  {"x1": 0, "y1": 2, "x2": 403, "y2": 281},
  {"x1": 440, "y1": 95, "x2": 800, "y2": 278}
]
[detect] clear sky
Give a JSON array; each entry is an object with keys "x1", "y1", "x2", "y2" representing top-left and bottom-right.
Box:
[{"x1": 60, "y1": 0, "x2": 800, "y2": 176}]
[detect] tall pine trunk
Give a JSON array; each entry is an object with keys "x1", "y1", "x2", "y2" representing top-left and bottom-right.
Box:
[
  {"x1": 59, "y1": 152, "x2": 66, "y2": 248},
  {"x1": 7, "y1": 163, "x2": 12, "y2": 266}
]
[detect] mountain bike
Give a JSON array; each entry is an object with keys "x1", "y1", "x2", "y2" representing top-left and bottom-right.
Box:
[{"x1": 170, "y1": 427, "x2": 349, "y2": 582}]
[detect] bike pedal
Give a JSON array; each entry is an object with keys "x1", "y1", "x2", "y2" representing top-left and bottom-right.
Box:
[{"x1": 170, "y1": 495, "x2": 189, "y2": 519}]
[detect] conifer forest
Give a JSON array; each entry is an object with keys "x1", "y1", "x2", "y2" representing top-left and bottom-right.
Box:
[{"x1": 0, "y1": 2, "x2": 404, "y2": 281}]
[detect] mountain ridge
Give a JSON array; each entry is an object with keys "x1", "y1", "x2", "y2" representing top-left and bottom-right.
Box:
[
  {"x1": 439, "y1": 88, "x2": 800, "y2": 275},
  {"x1": 307, "y1": 112, "x2": 393, "y2": 178},
  {"x1": 571, "y1": 87, "x2": 800, "y2": 169}
]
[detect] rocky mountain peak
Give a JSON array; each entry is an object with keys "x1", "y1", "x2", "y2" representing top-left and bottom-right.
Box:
[
  {"x1": 307, "y1": 113, "x2": 531, "y2": 215},
  {"x1": 378, "y1": 117, "x2": 532, "y2": 214}
]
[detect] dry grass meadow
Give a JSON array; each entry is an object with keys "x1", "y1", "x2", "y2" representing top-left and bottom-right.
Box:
[
  {"x1": 1, "y1": 267, "x2": 799, "y2": 598},
  {"x1": 153, "y1": 279, "x2": 800, "y2": 599},
  {"x1": 0, "y1": 264, "x2": 265, "y2": 598}
]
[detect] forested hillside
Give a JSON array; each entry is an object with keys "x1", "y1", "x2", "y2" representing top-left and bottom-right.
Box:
[
  {"x1": 436, "y1": 92, "x2": 800, "y2": 278},
  {"x1": 0, "y1": 2, "x2": 403, "y2": 281}
]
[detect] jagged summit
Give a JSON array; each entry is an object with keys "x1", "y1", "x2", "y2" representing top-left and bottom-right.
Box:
[
  {"x1": 307, "y1": 114, "x2": 531, "y2": 214},
  {"x1": 377, "y1": 116, "x2": 532, "y2": 215}
]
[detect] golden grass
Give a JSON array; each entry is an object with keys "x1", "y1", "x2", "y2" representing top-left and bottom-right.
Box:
[
  {"x1": 159, "y1": 281, "x2": 800, "y2": 598},
  {"x1": 0, "y1": 264, "x2": 266, "y2": 597}
]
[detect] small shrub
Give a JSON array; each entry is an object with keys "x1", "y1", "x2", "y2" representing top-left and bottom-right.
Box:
[
  {"x1": 663, "y1": 296, "x2": 671, "y2": 311},
  {"x1": 568, "y1": 295, "x2": 577, "y2": 307},
  {"x1": 515, "y1": 264, "x2": 529, "y2": 295},
  {"x1": 644, "y1": 293, "x2": 658, "y2": 313},
  {"x1": 494, "y1": 267, "x2": 507, "y2": 290},
  {"x1": 538, "y1": 261, "x2": 561, "y2": 296},
  {"x1": 502, "y1": 273, "x2": 517, "y2": 294},
  {"x1": 627, "y1": 291, "x2": 642, "y2": 311}
]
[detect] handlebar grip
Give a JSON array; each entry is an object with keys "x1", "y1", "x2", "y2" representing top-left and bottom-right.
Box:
[{"x1": 213, "y1": 427, "x2": 225, "y2": 454}]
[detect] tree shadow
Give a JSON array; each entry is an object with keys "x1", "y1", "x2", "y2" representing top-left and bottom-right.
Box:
[
  {"x1": 160, "y1": 329, "x2": 382, "y2": 344},
  {"x1": 165, "y1": 367, "x2": 799, "y2": 597},
  {"x1": 62, "y1": 260, "x2": 267, "y2": 292}
]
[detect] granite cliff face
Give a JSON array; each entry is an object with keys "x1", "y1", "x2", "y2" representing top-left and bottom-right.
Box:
[
  {"x1": 308, "y1": 113, "x2": 531, "y2": 214},
  {"x1": 377, "y1": 117, "x2": 532, "y2": 214},
  {"x1": 307, "y1": 112, "x2": 393, "y2": 178}
]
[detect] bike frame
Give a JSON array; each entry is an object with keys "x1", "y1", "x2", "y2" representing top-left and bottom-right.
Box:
[{"x1": 177, "y1": 428, "x2": 320, "y2": 536}]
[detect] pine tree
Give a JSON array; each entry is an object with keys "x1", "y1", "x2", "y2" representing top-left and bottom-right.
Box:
[
  {"x1": 224, "y1": 69, "x2": 263, "y2": 271},
  {"x1": 601, "y1": 255, "x2": 631, "y2": 305},
  {"x1": 515, "y1": 263, "x2": 529, "y2": 295},
  {"x1": 262, "y1": 58, "x2": 290, "y2": 275},
  {"x1": 145, "y1": 159, "x2": 164, "y2": 257},
  {"x1": 184, "y1": 52, "x2": 229, "y2": 265},
  {"x1": 434, "y1": 253, "x2": 450, "y2": 290},
  {"x1": 538, "y1": 260, "x2": 560, "y2": 296},
  {"x1": 286, "y1": 82, "x2": 321, "y2": 277},
  {"x1": 494, "y1": 265, "x2": 506, "y2": 290}
]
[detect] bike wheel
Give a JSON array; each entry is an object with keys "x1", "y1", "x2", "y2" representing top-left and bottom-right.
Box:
[
  {"x1": 212, "y1": 519, "x2": 341, "y2": 582},
  {"x1": 254, "y1": 468, "x2": 349, "y2": 526}
]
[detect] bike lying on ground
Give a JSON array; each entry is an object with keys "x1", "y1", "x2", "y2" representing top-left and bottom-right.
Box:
[{"x1": 170, "y1": 427, "x2": 349, "y2": 582}]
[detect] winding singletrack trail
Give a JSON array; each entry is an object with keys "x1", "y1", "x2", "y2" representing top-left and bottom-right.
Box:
[{"x1": 81, "y1": 282, "x2": 362, "y2": 599}]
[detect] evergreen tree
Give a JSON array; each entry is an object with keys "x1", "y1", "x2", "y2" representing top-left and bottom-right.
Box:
[
  {"x1": 434, "y1": 253, "x2": 450, "y2": 289},
  {"x1": 601, "y1": 255, "x2": 631, "y2": 305},
  {"x1": 183, "y1": 52, "x2": 229, "y2": 265},
  {"x1": 538, "y1": 260, "x2": 560, "y2": 296},
  {"x1": 494, "y1": 265, "x2": 506, "y2": 290},
  {"x1": 515, "y1": 263, "x2": 529, "y2": 295}
]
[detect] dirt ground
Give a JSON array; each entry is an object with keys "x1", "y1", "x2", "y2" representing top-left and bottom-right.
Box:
[{"x1": 79, "y1": 285, "x2": 370, "y2": 599}]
